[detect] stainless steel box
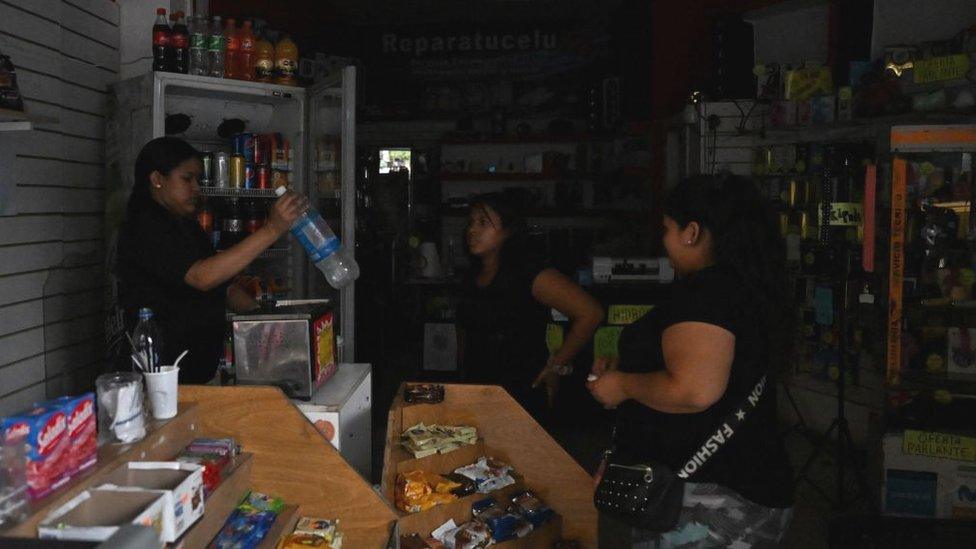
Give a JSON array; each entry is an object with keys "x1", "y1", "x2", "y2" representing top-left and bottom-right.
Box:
[{"x1": 229, "y1": 300, "x2": 337, "y2": 399}]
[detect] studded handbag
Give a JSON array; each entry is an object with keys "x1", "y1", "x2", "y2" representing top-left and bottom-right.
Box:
[{"x1": 593, "y1": 374, "x2": 768, "y2": 532}]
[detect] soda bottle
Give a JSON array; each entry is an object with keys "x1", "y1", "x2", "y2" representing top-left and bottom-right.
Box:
[
  {"x1": 238, "y1": 20, "x2": 256, "y2": 81},
  {"x1": 170, "y1": 11, "x2": 189, "y2": 74},
  {"x1": 275, "y1": 186, "x2": 360, "y2": 289},
  {"x1": 223, "y1": 18, "x2": 240, "y2": 79},
  {"x1": 207, "y1": 16, "x2": 225, "y2": 78},
  {"x1": 188, "y1": 13, "x2": 207, "y2": 76},
  {"x1": 274, "y1": 34, "x2": 298, "y2": 86},
  {"x1": 151, "y1": 8, "x2": 171, "y2": 72},
  {"x1": 254, "y1": 31, "x2": 275, "y2": 83},
  {"x1": 132, "y1": 308, "x2": 165, "y2": 372}
]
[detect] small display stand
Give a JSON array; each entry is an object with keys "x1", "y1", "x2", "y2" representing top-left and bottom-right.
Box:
[{"x1": 382, "y1": 383, "x2": 597, "y2": 547}]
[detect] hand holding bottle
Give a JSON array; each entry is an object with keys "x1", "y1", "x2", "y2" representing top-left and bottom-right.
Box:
[{"x1": 266, "y1": 191, "x2": 307, "y2": 235}]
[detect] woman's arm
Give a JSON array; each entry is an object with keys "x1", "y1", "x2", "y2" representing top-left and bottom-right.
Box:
[
  {"x1": 184, "y1": 193, "x2": 306, "y2": 291},
  {"x1": 531, "y1": 268, "x2": 605, "y2": 371},
  {"x1": 587, "y1": 322, "x2": 734, "y2": 413}
]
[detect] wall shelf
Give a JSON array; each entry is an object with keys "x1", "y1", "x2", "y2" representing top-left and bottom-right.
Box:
[
  {"x1": 0, "y1": 108, "x2": 37, "y2": 131},
  {"x1": 440, "y1": 207, "x2": 646, "y2": 220},
  {"x1": 439, "y1": 172, "x2": 598, "y2": 182},
  {"x1": 440, "y1": 132, "x2": 615, "y2": 145}
]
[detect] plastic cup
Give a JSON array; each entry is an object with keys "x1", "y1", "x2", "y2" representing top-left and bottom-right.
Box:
[
  {"x1": 96, "y1": 372, "x2": 147, "y2": 444},
  {"x1": 143, "y1": 366, "x2": 180, "y2": 420}
]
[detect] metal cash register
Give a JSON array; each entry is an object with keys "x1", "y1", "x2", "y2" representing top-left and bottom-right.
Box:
[{"x1": 227, "y1": 300, "x2": 337, "y2": 400}]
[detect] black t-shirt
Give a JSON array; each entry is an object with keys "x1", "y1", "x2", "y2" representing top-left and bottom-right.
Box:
[
  {"x1": 614, "y1": 266, "x2": 794, "y2": 508},
  {"x1": 455, "y1": 256, "x2": 549, "y2": 394},
  {"x1": 116, "y1": 199, "x2": 227, "y2": 384}
]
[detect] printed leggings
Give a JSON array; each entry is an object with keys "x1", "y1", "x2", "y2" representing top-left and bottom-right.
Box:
[{"x1": 598, "y1": 482, "x2": 793, "y2": 548}]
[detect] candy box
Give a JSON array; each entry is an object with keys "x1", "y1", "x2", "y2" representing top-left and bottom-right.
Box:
[
  {"x1": 98, "y1": 461, "x2": 205, "y2": 542},
  {"x1": 38, "y1": 488, "x2": 166, "y2": 542},
  {"x1": 2, "y1": 405, "x2": 70, "y2": 500},
  {"x1": 40, "y1": 393, "x2": 97, "y2": 476}
]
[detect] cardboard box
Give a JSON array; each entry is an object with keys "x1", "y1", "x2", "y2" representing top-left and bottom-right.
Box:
[
  {"x1": 98, "y1": 461, "x2": 205, "y2": 542},
  {"x1": 38, "y1": 488, "x2": 166, "y2": 542},
  {"x1": 39, "y1": 393, "x2": 97, "y2": 476},
  {"x1": 1, "y1": 404, "x2": 70, "y2": 500}
]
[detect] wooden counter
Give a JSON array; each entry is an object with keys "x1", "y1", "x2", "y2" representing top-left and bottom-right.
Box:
[
  {"x1": 1, "y1": 386, "x2": 395, "y2": 547},
  {"x1": 178, "y1": 385, "x2": 397, "y2": 548},
  {"x1": 383, "y1": 383, "x2": 597, "y2": 547}
]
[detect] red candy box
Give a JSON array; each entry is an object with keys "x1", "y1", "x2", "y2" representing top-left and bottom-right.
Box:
[
  {"x1": 49, "y1": 393, "x2": 97, "y2": 475},
  {"x1": 2, "y1": 405, "x2": 71, "y2": 500}
]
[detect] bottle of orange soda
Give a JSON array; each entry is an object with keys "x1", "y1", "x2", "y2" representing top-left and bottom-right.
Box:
[
  {"x1": 275, "y1": 34, "x2": 298, "y2": 86},
  {"x1": 238, "y1": 20, "x2": 256, "y2": 81},
  {"x1": 223, "y1": 18, "x2": 239, "y2": 79},
  {"x1": 254, "y1": 31, "x2": 275, "y2": 83}
]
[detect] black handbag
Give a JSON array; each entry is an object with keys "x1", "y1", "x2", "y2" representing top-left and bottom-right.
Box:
[{"x1": 594, "y1": 374, "x2": 768, "y2": 532}]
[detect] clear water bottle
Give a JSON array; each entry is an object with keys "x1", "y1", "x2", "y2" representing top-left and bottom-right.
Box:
[
  {"x1": 132, "y1": 307, "x2": 164, "y2": 372},
  {"x1": 275, "y1": 187, "x2": 360, "y2": 289},
  {"x1": 207, "y1": 16, "x2": 225, "y2": 78},
  {"x1": 188, "y1": 13, "x2": 207, "y2": 76}
]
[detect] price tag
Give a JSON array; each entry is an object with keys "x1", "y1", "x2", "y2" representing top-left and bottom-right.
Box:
[
  {"x1": 914, "y1": 54, "x2": 970, "y2": 84},
  {"x1": 819, "y1": 202, "x2": 864, "y2": 226},
  {"x1": 607, "y1": 304, "x2": 654, "y2": 325},
  {"x1": 903, "y1": 430, "x2": 976, "y2": 462}
]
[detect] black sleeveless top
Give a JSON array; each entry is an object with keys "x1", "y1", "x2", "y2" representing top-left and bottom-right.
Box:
[
  {"x1": 455, "y1": 256, "x2": 549, "y2": 391},
  {"x1": 614, "y1": 266, "x2": 794, "y2": 508}
]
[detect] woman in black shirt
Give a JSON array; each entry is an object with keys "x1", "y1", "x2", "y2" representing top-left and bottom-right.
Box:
[
  {"x1": 588, "y1": 175, "x2": 794, "y2": 547},
  {"x1": 116, "y1": 137, "x2": 305, "y2": 384},
  {"x1": 456, "y1": 193, "x2": 604, "y2": 418}
]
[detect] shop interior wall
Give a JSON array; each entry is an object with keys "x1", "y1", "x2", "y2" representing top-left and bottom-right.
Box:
[{"x1": 0, "y1": 0, "x2": 120, "y2": 415}]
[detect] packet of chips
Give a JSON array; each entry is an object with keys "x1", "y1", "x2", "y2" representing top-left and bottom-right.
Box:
[
  {"x1": 239, "y1": 491, "x2": 285, "y2": 515},
  {"x1": 442, "y1": 473, "x2": 477, "y2": 497},
  {"x1": 454, "y1": 457, "x2": 515, "y2": 494},
  {"x1": 395, "y1": 470, "x2": 458, "y2": 513},
  {"x1": 293, "y1": 517, "x2": 339, "y2": 542},
  {"x1": 451, "y1": 522, "x2": 492, "y2": 549},
  {"x1": 404, "y1": 384, "x2": 445, "y2": 404},
  {"x1": 277, "y1": 533, "x2": 328, "y2": 548},
  {"x1": 509, "y1": 490, "x2": 554, "y2": 527}
]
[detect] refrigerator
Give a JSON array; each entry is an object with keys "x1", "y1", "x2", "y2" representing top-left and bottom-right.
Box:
[{"x1": 105, "y1": 68, "x2": 358, "y2": 361}]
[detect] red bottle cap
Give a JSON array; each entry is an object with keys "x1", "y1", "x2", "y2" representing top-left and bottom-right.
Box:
[{"x1": 157, "y1": 8, "x2": 166, "y2": 15}]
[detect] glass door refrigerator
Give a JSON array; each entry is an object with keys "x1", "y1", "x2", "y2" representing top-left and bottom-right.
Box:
[{"x1": 106, "y1": 68, "x2": 358, "y2": 362}]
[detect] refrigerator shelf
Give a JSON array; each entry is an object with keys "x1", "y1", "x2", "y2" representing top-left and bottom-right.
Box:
[
  {"x1": 200, "y1": 187, "x2": 280, "y2": 198},
  {"x1": 259, "y1": 247, "x2": 291, "y2": 259}
]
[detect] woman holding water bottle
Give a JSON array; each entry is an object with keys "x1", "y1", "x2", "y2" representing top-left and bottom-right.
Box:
[
  {"x1": 116, "y1": 137, "x2": 306, "y2": 384},
  {"x1": 456, "y1": 193, "x2": 604, "y2": 421}
]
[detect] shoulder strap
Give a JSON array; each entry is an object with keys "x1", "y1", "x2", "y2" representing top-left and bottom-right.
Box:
[{"x1": 675, "y1": 374, "x2": 769, "y2": 480}]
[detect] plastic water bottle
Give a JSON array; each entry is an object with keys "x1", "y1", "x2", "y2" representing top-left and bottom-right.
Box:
[
  {"x1": 275, "y1": 187, "x2": 360, "y2": 289},
  {"x1": 188, "y1": 13, "x2": 207, "y2": 76},
  {"x1": 207, "y1": 16, "x2": 225, "y2": 78},
  {"x1": 132, "y1": 308, "x2": 164, "y2": 372}
]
